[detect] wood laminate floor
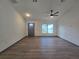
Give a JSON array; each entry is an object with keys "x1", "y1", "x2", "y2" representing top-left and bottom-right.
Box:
[{"x1": 0, "y1": 37, "x2": 79, "y2": 59}]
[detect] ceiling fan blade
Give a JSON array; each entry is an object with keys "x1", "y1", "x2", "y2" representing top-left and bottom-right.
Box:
[
  {"x1": 50, "y1": 10, "x2": 53, "y2": 13},
  {"x1": 54, "y1": 11, "x2": 59, "y2": 15},
  {"x1": 52, "y1": 14, "x2": 58, "y2": 16}
]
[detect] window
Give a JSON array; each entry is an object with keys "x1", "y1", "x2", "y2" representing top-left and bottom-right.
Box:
[
  {"x1": 42, "y1": 24, "x2": 48, "y2": 33},
  {"x1": 48, "y1": 24, "x2": 53, "y2": 33},
  {"x1": 42, "y1": 24, "x2": 54, "y2": 33}
]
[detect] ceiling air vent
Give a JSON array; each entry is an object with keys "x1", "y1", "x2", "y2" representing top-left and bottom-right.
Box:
[
  {"x1": 10, "y1": 0, "x2": 20, "y2": 3},
  {"x1": 61, "y1": 0, "x2": 65, "y2": 3},
  {"x1": 33, "y1": 0, "x2": 37, "y2": 2}
]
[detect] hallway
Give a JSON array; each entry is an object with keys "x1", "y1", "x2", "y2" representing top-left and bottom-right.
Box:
[{"x1": 0, "y1": 37, "x2": 79, "y2": 59}]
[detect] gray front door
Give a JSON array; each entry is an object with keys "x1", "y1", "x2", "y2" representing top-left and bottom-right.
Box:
[{"x1": 28, "y1": 23, "x2": 35, "y2": 37}]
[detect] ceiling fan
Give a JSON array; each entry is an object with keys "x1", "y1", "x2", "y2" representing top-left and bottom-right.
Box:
[
  {"x1": 42, "y1": 10, "x2": 59, "y2": 19},
  {"x1": 50, "y1": 10, "x2": 59, "y2": 16}
]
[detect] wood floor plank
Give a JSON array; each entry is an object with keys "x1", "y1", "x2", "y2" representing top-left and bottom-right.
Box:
[{"x1": 0, "y1": 37, "x2": 79, "y2": 59}]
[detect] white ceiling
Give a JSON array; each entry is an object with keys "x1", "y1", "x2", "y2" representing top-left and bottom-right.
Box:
[{"x1": 10, "y1": 0, "x2": 76, "y2": 20}]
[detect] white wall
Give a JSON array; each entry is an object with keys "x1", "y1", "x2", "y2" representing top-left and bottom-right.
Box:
[
  {"x1": 58, "y1": 1, "x2": 79, "y2": 46},
  {"x1": 26, "y1": 19, "x2": 58, "y2": 36},
  {"x1": 0, "y1": 0, "x2": 26, "y2": 52}
]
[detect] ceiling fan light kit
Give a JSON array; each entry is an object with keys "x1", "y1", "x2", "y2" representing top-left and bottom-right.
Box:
[{"x1": 50, "y1": 16, "x2": 54, "y2": 18}]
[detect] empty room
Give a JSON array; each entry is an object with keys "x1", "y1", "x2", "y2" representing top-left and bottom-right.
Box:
[{"x1": 0, "y1": 0, "x2": 79, "y2": 59}]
